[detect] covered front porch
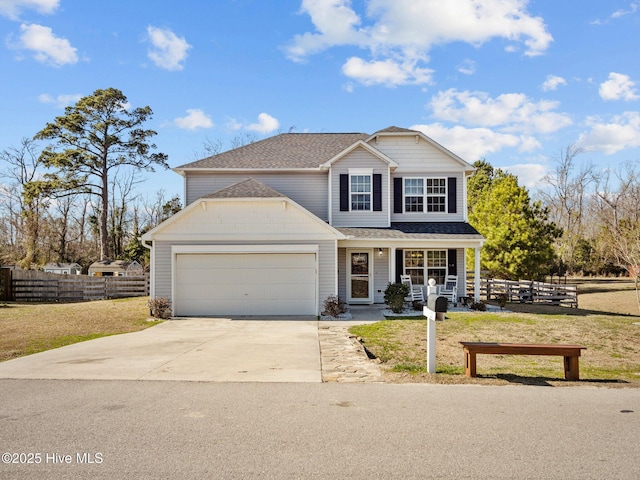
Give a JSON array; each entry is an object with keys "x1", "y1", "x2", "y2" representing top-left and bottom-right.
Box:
[{"x1": 336, "y1": 224, "x2": 485, "y2": 306}]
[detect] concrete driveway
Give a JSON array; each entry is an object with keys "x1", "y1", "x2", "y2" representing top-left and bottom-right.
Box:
[{"x1": 0, "y1": 318, "x2": 322, "y2": 382}]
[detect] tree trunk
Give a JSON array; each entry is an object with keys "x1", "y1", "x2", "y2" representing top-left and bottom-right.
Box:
[
  {"x1": 635, "y1": 274, "x2": 640, "y2": 316},
  {"x1": 55, "y1": 198, "x2": 71, "y2": 262},
  {"x1": 100, "y1": 162, "x2": 109, "y2": 260},
  {"x1": 21, "y1": 206, "x2": 39, "y2": 268}
]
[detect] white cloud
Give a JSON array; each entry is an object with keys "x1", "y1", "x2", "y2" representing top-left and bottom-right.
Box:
[
  {"x1": 173, "y1": 109, "x2": 214, "y2": 130},
  {"x1": 146, "y1": 26, "x2": 191, "y2": 71},
  {"x1": 542, "y1": 74, "x2": 567, "y2": 91},
  {"x1": 17, "y1": 23, "x2": 77, "y2": 66},
  {"x1": 457, "y1": 59, "x2": 476, "y2": 75},
  {"x1": 410, "y1": 123, "x2": 539, "y2": 162},
  {"x1": 369, "y1": 0, "x2": 552, "y2": 56},
  {"x1": 599, "y1": 72, "x2": 639, "y2": 101},
  {"x1": 591, "y1": 2, "x2": 640, "y2": 24},
  {"x1": 577, "y1": 112, "x2": 640, "y2": 154},
  {"x1": 342, "y1": 56, "x2": 433, "y2": 86},
  {"x1": 38, "y1": 92, "x2": 82, "y2": 107},
  {"x1": 418, "y1": 88, "x2": 573, "y2": 161},
  {"x1": 286, "y1": 0, "x2": 366, "y2": 61},
  {"x1": 503, "y1": 163, "x2": 548, "y2": 189},
  {"x1": 429, "y1": 88, "x2": 572, "y2": 134},
  {"x1": 611, "y1": 2, "x2": 640, "y2": 19},
  {"x1": 342, "y1": 82, "x2": 355, "y2": 93},
  {"x1": 286, "y1": 0, "x2": 552, "y2": 86},
  {"x1": 246, "y1": 113, "x2": 280, "y2": 134},
  {"x1": 0, "y1": 0, "x2": 59, "y2": 20},
  {"x1": 225, "y1": 117, "x2": 243, "y2": 131}
]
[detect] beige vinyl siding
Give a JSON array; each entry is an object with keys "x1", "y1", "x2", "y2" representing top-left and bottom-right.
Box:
[
  {"x1": 152, "y1": 199, "x2": 338, "y2": 240},
  {"x1": 391, "y1": 172, "x2": 465, "y2": 223},
  {"x1": 368, "y1": 135, "x2": 469, "y2": 173},
  {"x1": 185, "y1": 172, "x2": 328, "y2": 221},
  {"x1": 373, "y1": 249, "x2": 389, "y2": 303},
  {"x1": 153, "y1": 241, "x2": 173, "y2": 298},
  {"x1": 337, "y1": 248, "x2": 346, "y2": 301},
  {"x1": 317, "y1": 239, "x2": 338, "y2": 310},
  {"x1": 330, "y1": 147, "x2": 389, "y2": 228}
]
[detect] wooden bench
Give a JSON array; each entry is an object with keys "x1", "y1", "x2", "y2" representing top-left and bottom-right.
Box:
[{"x1": 460, "y1": 342, "x2": 587, "y2": 380}]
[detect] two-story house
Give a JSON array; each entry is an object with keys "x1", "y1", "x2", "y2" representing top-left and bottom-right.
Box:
[{"x1": 142, "y1": 126, "x2": 485, "y2": 316}]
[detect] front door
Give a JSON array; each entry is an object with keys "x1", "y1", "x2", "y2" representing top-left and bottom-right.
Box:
[{"x1": 348, "y1": 250, "x2": 372, "y2": 303}]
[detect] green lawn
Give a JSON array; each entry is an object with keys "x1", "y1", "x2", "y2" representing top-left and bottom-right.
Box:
[
  {"x1": 350, "y1": 308, "x2": 640, "y2": 386},
  {"x1": 0, "y1": 297, "x2": 160, "y2": 362}
]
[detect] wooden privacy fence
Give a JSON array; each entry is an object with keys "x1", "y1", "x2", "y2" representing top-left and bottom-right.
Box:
[
  {"x1": 467, "y1": 276, "x2": 578, "y2": 308},
  {"x1": 0, "y1": 268, "x2": 11, "y2": 301},
  {"x1": 9, "y1": 269, "x2": 149, "y2": 302}
]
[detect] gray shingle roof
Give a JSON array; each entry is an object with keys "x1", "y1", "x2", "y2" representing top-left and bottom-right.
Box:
[
  {"x1": 203, "y1": 178, "x2": 286, "y2": 199},
  {"x1": 337, "y1": 223, "x2": 483, "y2": 240},
  {"x1": 372, "y1": 126, "x2": 421, "y2": 134},
  {"x1": 177, "y1": 132, "x2": 369, "y2": 170},
  {"x1": 392, "y1": 222, "x2": 481, "y2": 235}
]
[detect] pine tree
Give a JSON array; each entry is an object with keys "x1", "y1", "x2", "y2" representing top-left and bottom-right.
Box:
[
  {"x1": 32, "y1": 88, "x2": 168, "y2": 260},
  {"x1": 468, "y1": 160, "x2": 560, "y2": 279}
]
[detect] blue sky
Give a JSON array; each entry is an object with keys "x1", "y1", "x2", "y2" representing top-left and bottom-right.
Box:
[{"x1": 2, "y1": 0, "x2": 640, "y2": 200}]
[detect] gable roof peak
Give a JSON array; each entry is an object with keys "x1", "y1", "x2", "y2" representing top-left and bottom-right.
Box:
[
  {"x1": 203, "y1": 178, "x2": 286, "y2": 199},
  {"x1": 373, "y1": 126, "x2": 421, "y2": 135},
  {"x1": 369, "y1": 126, "x2": 475, "y2": 171}
]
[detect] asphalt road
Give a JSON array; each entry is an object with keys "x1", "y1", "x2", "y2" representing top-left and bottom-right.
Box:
[{"x1": 1, "y1": 380, "x2": 638, "y2": 479}]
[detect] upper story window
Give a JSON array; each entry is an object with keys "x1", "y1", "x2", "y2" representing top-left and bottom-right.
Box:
[
  {"x1": 404, "y1": 177, "x2": 446, "y2": 213},
  {"x1": 404, "y1": 178, "x2": 424, "y2": 212},
  {"x1": 350, "y1": 174, "x2": 372, "y2": 211},
  {"x1": 340, "y1": 171, "x2": 382, "y2": 213}
]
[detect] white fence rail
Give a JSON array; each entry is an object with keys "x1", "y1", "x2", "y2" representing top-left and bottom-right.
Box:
[{"x1": 467, "y1": 276, "x2": 578, "y2": 308}]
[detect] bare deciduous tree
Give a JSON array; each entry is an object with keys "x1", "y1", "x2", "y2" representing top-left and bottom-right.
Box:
[
  {"x1": 591, "y1": 163, "x2": 640, "y2": 313},
  {"x1": 108, "y1": 169, "x2": 141, "y2": 259},
  {"x1": 0, "y1": 138, "x2": 45, "y2": 267},
  {"x1": 539, "y1": 145, "x2": 595, "y2": 274}
]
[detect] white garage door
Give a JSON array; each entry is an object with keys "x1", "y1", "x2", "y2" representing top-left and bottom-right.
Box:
[{"x1": 174, "y1": 253, "x2": 317, "y2": 316}]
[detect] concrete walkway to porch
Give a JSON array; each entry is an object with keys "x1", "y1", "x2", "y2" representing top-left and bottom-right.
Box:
[{"x1": 318, "y1": 304, "x2": 386, "y2": 383}]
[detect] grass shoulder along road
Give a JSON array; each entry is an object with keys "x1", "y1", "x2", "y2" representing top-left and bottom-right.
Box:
[
  {"x1": 350, "y1": 306, "x2": 640, "y2": 387},
  {"x1": 0, "y1": 297, "x2": 159, "y2": 362}
]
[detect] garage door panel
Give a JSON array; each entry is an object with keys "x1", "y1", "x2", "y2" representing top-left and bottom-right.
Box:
[
  {"x1": 179, "y1": 253, "x2": 314, "y2": 269},
  {"x1": 224, "y1": 269, "x2": 314, "y2": 285},
  {"x1": 181, "y1": 300, "x2": 315, "y2": 317},
  {"x1": 176, "y1": 281, "x2": 314, "y2": 296},
  {"x1": 176, "y1": 284, "x2": 314, "y2": 302},
  {"x1": 174, "y1": 252, "x2": 317, "y2": 316},
  {"x1": 175, "y1": 275, "x2": 315, "y2": 293}
]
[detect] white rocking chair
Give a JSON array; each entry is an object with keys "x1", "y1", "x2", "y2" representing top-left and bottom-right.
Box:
[
  {"x1": 439, "y1": 275, "x2": 458, "y2": 306},
  {"x1": 400, "y1": 275, "x2": 425, "y2": 303}
]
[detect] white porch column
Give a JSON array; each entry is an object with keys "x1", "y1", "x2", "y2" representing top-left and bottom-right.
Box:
[
  {"x1": 389, "y1": 246, "x2": 396, "y2": 283},
  {"x1": 474, "y1": 247, "x2": 481, "y2": 301}
]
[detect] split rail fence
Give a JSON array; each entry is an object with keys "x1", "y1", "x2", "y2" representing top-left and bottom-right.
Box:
[
  {"x1": 467, "y1": 276, "x2": 578, "y2": 308},
  {"x1": 4, "y1": 269, "x2": 148, "y2": 302}
]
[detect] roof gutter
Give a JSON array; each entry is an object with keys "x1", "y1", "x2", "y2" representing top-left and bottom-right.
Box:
[{"x1": 173, "y1": 167, "x2": 323, "y2": 174}]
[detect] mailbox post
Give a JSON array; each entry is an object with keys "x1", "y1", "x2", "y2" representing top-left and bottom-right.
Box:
[{"x1": 423, "y1": 294, "x2": 448, "y2": 374}]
